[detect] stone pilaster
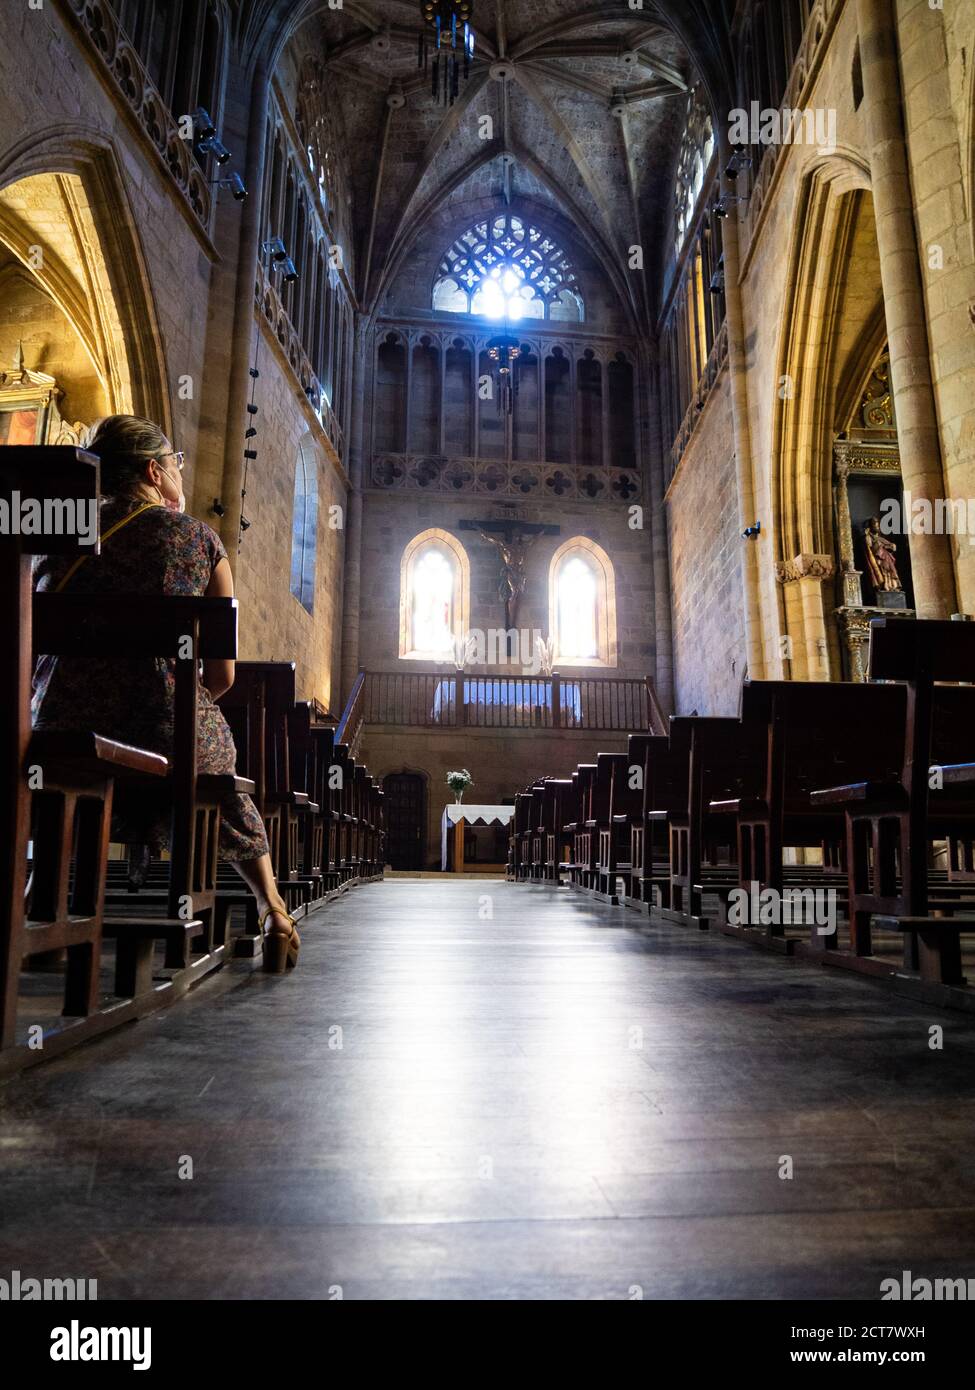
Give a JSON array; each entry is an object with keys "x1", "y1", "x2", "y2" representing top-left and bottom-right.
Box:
[
  {"x1": 719, "y1": 152, "x2": 765, "y2": 678},
  {"x1": 855, "y1": 0, "x2": 957, "y2": 617},
  {"x1": 775, "y1": 553, "x2": 835, "y2": 680},
  {"x1": 339, "y1": 315, "x2": 369, "y2": 704}
]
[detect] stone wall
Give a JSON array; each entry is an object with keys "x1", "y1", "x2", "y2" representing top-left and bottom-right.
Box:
[
  {"x1": 232, "y1": 317, "x2": 348, "y2": 712},
  {"x1": 357, "y1": 489, "x2": 657, "y2": 680},
  {"x1": 362, "y1": 725, "x2": 629, "y2": 869},
  {"x1": 665, "y1": 370, "x2": 746, "y2": 714}
]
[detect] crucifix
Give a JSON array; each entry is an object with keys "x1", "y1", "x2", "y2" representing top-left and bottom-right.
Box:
[{"x1": 459, "y1": 518, "x2": 559, "y2": 631}]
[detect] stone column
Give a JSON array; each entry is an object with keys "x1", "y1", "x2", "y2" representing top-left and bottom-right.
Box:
[
  {"x1": 775, "y1": 555, "x2": 835, "y2": 681},
  {"x1": 855, "y1": 0, "x2": 956, "y2": 617},
  {"x1": 645, "y1": 345, "x2": 674, "y2": 712},
  {"x1": 339, "y1": 315, "x2": 369, "y2": 705},
  {"x1": 718, "y1": 155, "x2": 765, "y2": 678}
]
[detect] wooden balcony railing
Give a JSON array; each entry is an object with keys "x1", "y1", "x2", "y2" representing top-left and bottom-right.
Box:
[{"x1": 357, "y1": 671, "x2": 667, "y2": 733}]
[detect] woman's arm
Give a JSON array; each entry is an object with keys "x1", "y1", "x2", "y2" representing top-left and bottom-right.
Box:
[{"x1": 203, "y1": 556, "x2": 235, "y2": 699}]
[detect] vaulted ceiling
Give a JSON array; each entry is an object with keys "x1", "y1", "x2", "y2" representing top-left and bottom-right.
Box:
[{"x1": 264, "y1": 0, "x2": 736, "y2": 328}]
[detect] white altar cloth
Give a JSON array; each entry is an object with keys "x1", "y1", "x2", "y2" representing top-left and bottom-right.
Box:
[{"x1": 440, "y1": 804, "x2": 515, "y2": 870}]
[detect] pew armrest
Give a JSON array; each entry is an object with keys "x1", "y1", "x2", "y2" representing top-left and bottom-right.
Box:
[
  {"x1": 197, "y1": 773, "x2": 257, "y2": 796},
  {"x1": 874, "y1": 915, "x2": 975, "y2": 933},
  {"x1": 938, "y1": 763, "x2": 975, "y2": 789},
  {"x1": 28, "y1": 730, "x2": 169, "y2": 779},
  {"x1": 810, "y1": 780, "x2": 905, "y2": 808}
]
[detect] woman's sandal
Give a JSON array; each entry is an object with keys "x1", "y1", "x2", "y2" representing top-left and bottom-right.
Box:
[{"x1": 260, "y1": 907, "x2": 300, "y2": 974}]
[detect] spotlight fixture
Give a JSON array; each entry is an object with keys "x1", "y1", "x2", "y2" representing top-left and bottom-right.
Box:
[
  {"x1": 725, "y1": 150, "x2": 752, "y2": 179},
  {"x1": 245, "y1": 427, "x2": 257, "y2": 439},
  {"x1": 211, "y1": 171, "x2": 247, "y2": 200},
  {"x1": 246, "y1": 402, "x2": 259, "y2": 415},
  {"x1": 210, "y1": 498, "x2": 226, "y2": 518},
  {"x1": 261, "y1": 238, "x2": 297, "y2": 280},
  {"x1": 249, "y1": 367, "x2": 260, "y2": 379},
  {"x1": 244, "y1": 449, "x2": 258, "y2": 460},
  {"x1": 741, "y1": 521, "x2": 761, "y2": 540},
  {"x1": 198, "y1": 134, "x2": 231, "y2": 164},
  {"x1": 240, "y1": 515, "x2": 251, "y2": 532},
  {"x1": 192, "y1": 108, "x2": 216, "y2": 140},
  {"x1": 709, "y1": 269, "x2": 725, "y2": 295},
  {"x1": 713, "y1": 194, "x2": 747, "y2": 219}
]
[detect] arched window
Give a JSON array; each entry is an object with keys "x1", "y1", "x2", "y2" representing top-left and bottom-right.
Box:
[
  {"x1": 674, "y1": 88, "x2": 715, "y2": 256},
  {"x1": 290, "y1": 436, "x2": 319, "y2": 614},
  {"x1": 399, "y1": 529, "x2": 471, "y2": 661},
  {"x1": 433, "y1": 214, "x2": 584, "y2": 322},
  {"x1": 549, "y1": 539, "x2": 617, "y2": 668}
]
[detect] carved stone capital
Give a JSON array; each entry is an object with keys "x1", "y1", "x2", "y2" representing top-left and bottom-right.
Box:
[{"x1": 774, "y1": 553, "x2": 835, "y2": 584}]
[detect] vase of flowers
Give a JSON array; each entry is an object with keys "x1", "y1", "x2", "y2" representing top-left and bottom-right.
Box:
[{"x1": 446, "y1": 768, "x2": 473, "y2": 804}]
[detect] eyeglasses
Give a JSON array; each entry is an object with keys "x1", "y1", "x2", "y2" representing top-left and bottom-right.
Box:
[{"x1": 160, "y1": 450, "x2": 185, "y2": 471}]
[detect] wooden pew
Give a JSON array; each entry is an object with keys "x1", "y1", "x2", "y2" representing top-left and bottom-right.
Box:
[
  {"x1": 331, "y1": 741, "x2": 357, "y2": 884},
  {"x1": 289, "y1": 700, "x2": 326, "y2": 898},
  {"x1": 527, "y1": 781, "x2": 548, "y2": 882},
  {"x1": 664, "y1": 716, "x2": 763, "y2": 929},
  {"x1": 309, "y1": 715, "x2": 343, "y2": 891},
  {"x1": 587, "y1": 752, "x2": 630, "y2": 901},
  {"x1": 811, "y1": 619, "x2": 975, "y2": 988},
  {"x1": 567, "y1": 764, "x2": 597, "y2": 889},
  {"x1": 1, "y1": 446, "x2": 173, "y2": 1068},
  {"x1": 714, "y1": 681, "x2": 904, "y2": 948},
  {"x1": 623, "y1": 733, "x2": 681, "y2": 911},
  {"x1": 217, "y1": 661, "x2": 314, "y2": 913},
  {"x1": 540, "y1": 778, "x2": 572, "y2": 884},
  {"x1": 34, "y1": 592, "x2": 245, "y2": 996},
  {"x1": 508, "y1": 788, "x2": 533, "y2": 881}
]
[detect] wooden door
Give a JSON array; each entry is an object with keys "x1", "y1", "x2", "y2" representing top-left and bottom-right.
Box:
[{"x1": 382, "y1": 773, "x2": 425, "y2": 870}]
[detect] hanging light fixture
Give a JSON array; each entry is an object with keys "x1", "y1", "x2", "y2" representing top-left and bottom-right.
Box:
[
  {"x1": 486, "y1": 333, "x2": 520, "y2": 416},
  {"x1": 417, "y1": 1, "x2": 475, "y2": 106}
]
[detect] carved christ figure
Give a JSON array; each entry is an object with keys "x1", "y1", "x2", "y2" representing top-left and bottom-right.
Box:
[
  {"x1": 863, "y1": 516, "x2": 902, "y2": 592},
  {"x1": 476, "y1": 529, "x2": 539, "y2": 629}
]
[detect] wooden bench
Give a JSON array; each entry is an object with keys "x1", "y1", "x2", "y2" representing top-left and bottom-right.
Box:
[
  {"x1": 1, "y1": 446, "x2": 176, "y2": 1069},
  {"x1": 662, "y1": 716, "x2": 762, "y2": 929},
  {"x1": 540, "y1": 778, "x2": 573, "y2": 884},
  {"x1": 811, "y1": 618, "x2": 975, "y2": 988},
  {"x1": 567, "y1": 764, "x2": 597, "y2": 889},
  {"x1": 587, "y1": 752, "x2": 631, "y2": 902},
  {"x1": 217, "y1": 661, "x2": 313, "y2": 913},
  {"x1": 34, "y1": 592, "x2": 246, "y2": 991},
  {"x1": 714, "y1": 681, "x2": 903, "y2": 947}
]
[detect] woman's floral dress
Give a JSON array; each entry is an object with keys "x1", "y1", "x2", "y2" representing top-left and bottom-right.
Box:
[{"x1": 32, "y1": 498, "x2": 269, "y2": 861}]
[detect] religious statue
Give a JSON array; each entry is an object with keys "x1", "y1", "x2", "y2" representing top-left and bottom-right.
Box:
[
  {"x1": 476, "y1": 528, "x2": 539, "y2": 629},
  {"x1": 863, "y1": 516, "x2": 902, "y2": 593}
]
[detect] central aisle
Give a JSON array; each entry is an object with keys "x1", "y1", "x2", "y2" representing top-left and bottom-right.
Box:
[{"x1": 3, "y1": 879, "x2": 975, "y2": 1300}]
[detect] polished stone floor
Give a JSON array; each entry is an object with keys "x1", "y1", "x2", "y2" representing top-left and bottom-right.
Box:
[{"x1": 2, "y1": 879, "x2": 975, "y2": 1300}]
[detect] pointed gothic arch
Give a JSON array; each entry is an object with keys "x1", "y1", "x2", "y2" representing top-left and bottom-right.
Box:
[{"x1": 0, "y1": 126, "x2": 172, "y2": 433}]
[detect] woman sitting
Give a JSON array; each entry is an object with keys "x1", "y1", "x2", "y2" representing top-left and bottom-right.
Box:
[{"x1": 32, "y1": 414, "x2": 300, "y2": 973}]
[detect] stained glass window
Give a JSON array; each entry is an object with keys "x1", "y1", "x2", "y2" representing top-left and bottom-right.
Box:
[{"x1": 433, "y1": 214, "x2": 583, "y2": 322}]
